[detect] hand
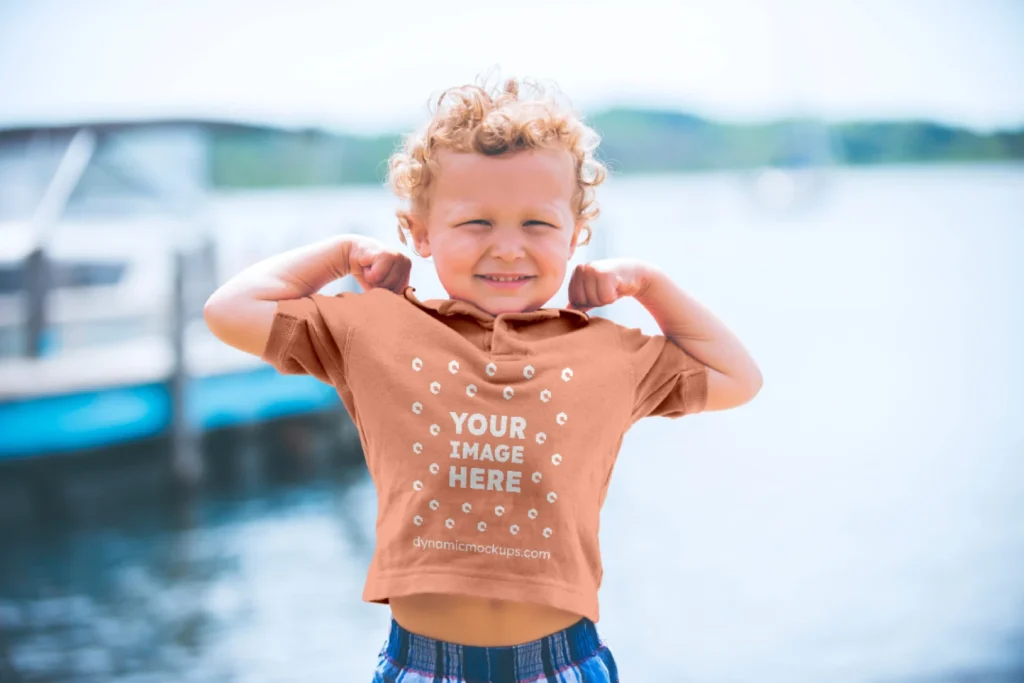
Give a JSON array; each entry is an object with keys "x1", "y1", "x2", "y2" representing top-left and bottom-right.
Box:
[
  {"x1": 346, "y1": 236, "x2": 412, "y2": 293},
  {"x1": 567, "y1": 258, "x2": 653, "y2": 311}
]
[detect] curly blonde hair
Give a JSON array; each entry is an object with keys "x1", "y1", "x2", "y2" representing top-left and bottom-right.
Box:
[{"x1": 387, "y1": 76, "x2": 608, "y2": 247}]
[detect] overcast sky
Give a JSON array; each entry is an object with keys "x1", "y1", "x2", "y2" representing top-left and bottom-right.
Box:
[{"x1": 1, "y1": 0, "x2": 1022, "y2": 133}]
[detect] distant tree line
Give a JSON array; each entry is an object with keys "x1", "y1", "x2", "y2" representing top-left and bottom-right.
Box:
[{"x1": 208, "y1": 108, "x2": 1024, "y2": 188}]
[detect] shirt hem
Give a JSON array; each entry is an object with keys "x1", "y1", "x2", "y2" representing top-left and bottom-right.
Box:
[{"x1": 363, "y1": 571, "x2": 600, "y2": 623}]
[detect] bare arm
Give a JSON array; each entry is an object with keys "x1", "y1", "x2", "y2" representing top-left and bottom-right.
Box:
[
  {"x1": 634, "y1": 266, "x2": 763, "y2": 411},
  {"x1": 203, "y1": 234, "x2": 410, "y2": 357}
]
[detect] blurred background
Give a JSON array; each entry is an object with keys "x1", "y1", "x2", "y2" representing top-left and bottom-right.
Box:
[{"x1": 1, "y1": 0, "x2": 1022, "y2": 681}]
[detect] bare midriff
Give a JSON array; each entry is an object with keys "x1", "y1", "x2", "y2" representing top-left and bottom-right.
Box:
[{"x1": 389, "y1": 593, "x2": 584, "y2": 646}]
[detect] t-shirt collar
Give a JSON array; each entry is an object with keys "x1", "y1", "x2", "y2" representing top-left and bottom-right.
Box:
[{"x1": 402, "y1": 286, "x2": 589, "y2": 325}]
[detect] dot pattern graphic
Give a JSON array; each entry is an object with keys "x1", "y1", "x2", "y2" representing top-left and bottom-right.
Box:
[{"x1": 406, "y1": 357, "x2": 573, "y2": 540}]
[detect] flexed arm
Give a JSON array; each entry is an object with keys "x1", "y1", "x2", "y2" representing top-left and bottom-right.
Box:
[
  {"x1": 203, "y1": 234, "x2": 411, "y2": 357},
  {"x1": 569, "y1": 258, "x2": 763, "y2": 412}
]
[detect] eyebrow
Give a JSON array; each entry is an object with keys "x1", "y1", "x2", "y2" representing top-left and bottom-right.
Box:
[
  {"x1": 451, "y1": 216, "x2": 565, "y2": 227},
  {"x1": 446, "y1": 206, "x2": 565, "y2": 219}
]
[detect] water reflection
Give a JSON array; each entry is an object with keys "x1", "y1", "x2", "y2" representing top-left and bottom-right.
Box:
[{"x1": 0, "y1": 412, "x2": 390, "y2": 682}]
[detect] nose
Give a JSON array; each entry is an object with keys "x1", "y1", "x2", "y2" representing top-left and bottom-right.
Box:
[{"x1": 488, "y1": 227, "x2": 526, "y2": 262}]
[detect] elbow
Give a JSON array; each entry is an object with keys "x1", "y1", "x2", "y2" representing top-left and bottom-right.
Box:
[
  {"x1": 203, "y1": 292, "x2": 231, "y2": 342},
  {"x1": 733, "y1": 363, "x2": 764, "y2": 408},
  {"x1": 703, "y1": 365, "x2": 762, "y2": 412},
  {"x1": 202, "y1": 291, "x2": 275, "y2": 358},
  {"x1": 739, "y1": 365, "x2": 764, "y2": 405},
  {"x1": 749, "y1": 366, "x2": 764, "y2": 398}
]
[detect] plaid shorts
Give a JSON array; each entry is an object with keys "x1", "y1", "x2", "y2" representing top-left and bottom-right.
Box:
[{"x1": 372, "y1": 615, "x2": 619, "y2": 682}]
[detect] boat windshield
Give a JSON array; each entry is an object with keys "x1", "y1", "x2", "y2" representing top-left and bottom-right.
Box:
[{"x1": 0, "y1": 125, "x2": 208, "y2": 224}]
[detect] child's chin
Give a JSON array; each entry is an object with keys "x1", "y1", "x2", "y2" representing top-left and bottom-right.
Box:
[
  {"x1": 477, "y1": 295, "x2": 535, "y2": 316},
  {"x1": 459, "y1": 282, "x2": 554, "y2": 315}
]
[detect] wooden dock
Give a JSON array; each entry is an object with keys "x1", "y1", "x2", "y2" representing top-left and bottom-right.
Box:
[{"x1": 0, "y1": 323, "x2": 342, "y2": 460}]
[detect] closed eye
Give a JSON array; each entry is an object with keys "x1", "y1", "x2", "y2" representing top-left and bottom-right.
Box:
[{"x1": 455, "y1": 219, "x2": 558, "y2": 228}]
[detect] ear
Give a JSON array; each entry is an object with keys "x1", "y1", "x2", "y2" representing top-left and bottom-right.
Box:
[{"x1": 407, "y1": 213, "x2": 432, "y2": 258}]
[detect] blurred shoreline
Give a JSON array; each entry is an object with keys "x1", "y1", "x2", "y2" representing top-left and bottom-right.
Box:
[{"x1": 204, "y1": 109, "x2": 1024, "y2": 188}]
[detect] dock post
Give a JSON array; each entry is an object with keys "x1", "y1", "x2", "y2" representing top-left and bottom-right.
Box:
[
  {"x1": 23, "y1": 127, "x2": 96, "y2": 359},
  {"x1": 23, "y1": 247, "x2": 49, "y2": 358},
  {"x1": 170, "y1": 248, "x2": 202, "y2": 487}
]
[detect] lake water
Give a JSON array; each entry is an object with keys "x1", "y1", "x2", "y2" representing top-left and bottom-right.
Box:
[{"x1": 1, "y1": 165, "x2": 1023, "y2": 682}]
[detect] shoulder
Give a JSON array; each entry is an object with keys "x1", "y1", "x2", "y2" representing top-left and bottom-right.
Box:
[
  {"x1": 580, "y1": 314, "x2": 645, "y2": 349},
  {"x1": 317, "y1": 287, "x2": 410, "y2": 313},
  {"x1": 322, "y1": 287, "x2": 448, "y2": 334},
  {"x1": 292, "y1": 288, "x2": 417, "y2": 339},
  {"x1": 549, "y1": 314, "x2": 638, "y2": 364},
  {"x1": 581, "y1": 315, "x2": 697, "y2": 374}
]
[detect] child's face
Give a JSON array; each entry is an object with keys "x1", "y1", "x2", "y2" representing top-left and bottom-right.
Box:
[{"x1": 409, "y1": 147, "x2": 581, "y2": 316}]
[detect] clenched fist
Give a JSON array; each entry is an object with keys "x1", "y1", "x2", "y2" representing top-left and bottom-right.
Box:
[
  {"x1": 567, "y1": 258, "x2": 652, "y2": 311},
  {"x1": 347, "y1": 236, "x2": 412, "y2": 293}
]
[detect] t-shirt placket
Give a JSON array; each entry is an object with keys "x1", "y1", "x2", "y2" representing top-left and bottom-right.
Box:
[{"x1": 489, "y1": 316, "x2": 524, "y2": 359}]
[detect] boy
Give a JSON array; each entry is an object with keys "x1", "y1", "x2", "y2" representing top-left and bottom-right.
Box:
[{"x1": 204, "y1": 77, "x2": 762, "y2": 682}]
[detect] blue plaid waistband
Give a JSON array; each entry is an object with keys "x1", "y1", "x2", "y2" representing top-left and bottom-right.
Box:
[{"x1": 381, "y1": 615, "x2": 608, "y2": 681}]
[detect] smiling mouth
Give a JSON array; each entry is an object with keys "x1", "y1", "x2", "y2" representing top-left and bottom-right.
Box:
[{"x1": 475, "y1": 275, "x2": 536, "y2": 283}]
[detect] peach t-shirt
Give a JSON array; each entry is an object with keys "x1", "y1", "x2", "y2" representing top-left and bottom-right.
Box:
[{"x1": 261, "y1": 286, "x2": 707, "y2": 622}]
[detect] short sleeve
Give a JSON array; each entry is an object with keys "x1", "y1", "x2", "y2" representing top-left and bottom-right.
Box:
[
  {"x1": 260, "y1": 293, "x2": 354, "y2": 387},
  {"x1": 619, "y1": 326, "x2": 708, "y2": 422}
]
